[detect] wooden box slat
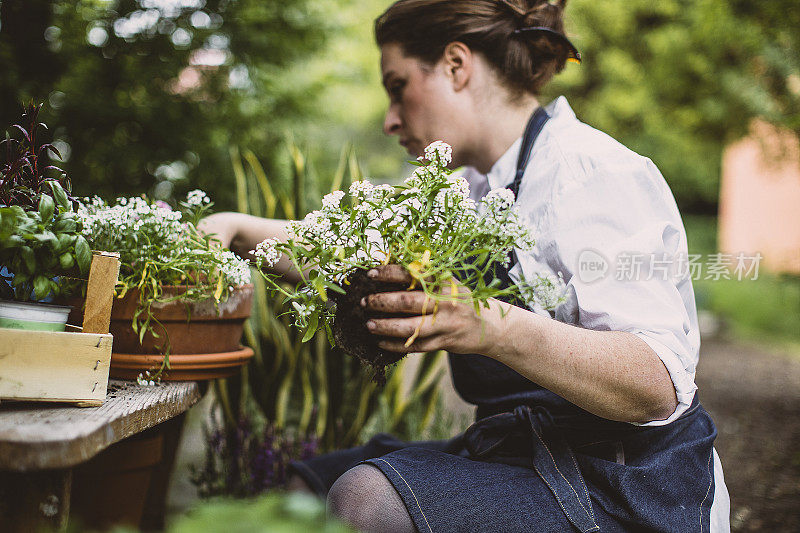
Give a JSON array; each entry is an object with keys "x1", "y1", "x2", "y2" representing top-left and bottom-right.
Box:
[
  {"x1": 0, "y1": 328, "x2": 112, "y2": 404},
  {"x1": 0, "y1": 252, "x2": 120, "y2": 406}
]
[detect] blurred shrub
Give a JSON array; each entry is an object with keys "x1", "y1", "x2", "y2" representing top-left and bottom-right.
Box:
[
  {"x1": 547, "y1": 0, "x2": 800, "y2": 213},
  {"x1": 166, "y1": 492, "x2": 354, "y2": 533}
]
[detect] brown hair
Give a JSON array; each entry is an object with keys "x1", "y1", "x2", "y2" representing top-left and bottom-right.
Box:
[{"x1": 375, "y1": 0, "x2": 571, "y2": 96}]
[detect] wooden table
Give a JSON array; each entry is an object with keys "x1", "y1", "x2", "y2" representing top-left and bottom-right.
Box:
[{"x1": 0, "y1": 380, "x2": 201, "y2": 532}]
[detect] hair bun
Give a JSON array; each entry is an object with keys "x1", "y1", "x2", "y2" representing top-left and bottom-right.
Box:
[{"x1": 499, "y1": 0, "x2": 566, "y2": 26}]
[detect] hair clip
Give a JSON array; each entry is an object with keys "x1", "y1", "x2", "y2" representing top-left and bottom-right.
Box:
[{"x1": 513, "y1": 26, "x2": 582, "y2": 64}]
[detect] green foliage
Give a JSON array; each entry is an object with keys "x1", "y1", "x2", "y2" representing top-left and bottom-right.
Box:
[
  {"x1": 252, "y1": 143, "x2": 562, "y2": 350},
  {"x1": 141, "y1": 493, "x2": 353, "y2": 533},
  {"x1": 213, "y1": 144, "x2": 448, "y2": 458},
  {"x1": 0, "y1": 0, "x2": 335, "y2": 208},
  {"x1": 173, "y1": 494, "x2": 354, "y2": 533},
  {"x1": 696, "y1": 274, "x2": 800, "y2": 348},
  {"x1": 0, "y1": 182, "x2": 89, "y2": 301},
  {"x1": 549, "y1": 0, "x2": 800, "y2": 212},
  {"x1": 77, "y1": 192, "x2": 251, "y2": 378},
  {"x1": 2, "y1": 1, "x2": 798, "y2": 216},
  {"x1": 683, "y1": 215, "x2": 800, "y2": 348}
]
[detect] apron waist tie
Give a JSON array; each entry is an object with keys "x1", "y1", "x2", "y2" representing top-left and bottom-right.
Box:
[{"x1": 464, "y1": 405, "x2": 600, "y2": 533}]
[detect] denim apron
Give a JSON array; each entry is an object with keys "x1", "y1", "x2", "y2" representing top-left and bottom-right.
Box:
[
  {"x1": 451, "y1": 107, "x2": 718, "y2": 532},
  {"x1": 291, "y1": 108, "x2": 719, "y2": 532}
]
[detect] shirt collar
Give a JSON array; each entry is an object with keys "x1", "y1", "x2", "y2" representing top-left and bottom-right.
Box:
[{"x1": 483, "y1": 96, "x2": 576, "y2": 190}]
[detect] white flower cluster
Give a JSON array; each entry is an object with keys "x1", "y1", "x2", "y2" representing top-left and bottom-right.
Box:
[
  {"x1": 348, "y1": 180, "x2": 394, "y2": 200},
  {"x1": 250, "y1": 238, "x2": 281, "y2": 268},
  {"x1": 214, "y1": 249, "x2": 251, "y2": 287},
  {"x1": 136, "y1": 370, "x2": 157, "y2": 387},
  {"x1": 478, "y1": 188, "x2": 535, "y2": 252},
  {"x1": 79, "y1": 193, "x2": 249, "y2": 296},
  {"x1": 252, "y1": 140, "x2": 553, "y2": 346},
  {"x1": 424, "y1": 140, "x2": 452, "y2": 165},
  {"x1": 78, "y1": 196, "x2": 183, "y2": 242},
  {"x1": 321, "y1": 190, "x2": 345, "y2": 211},
  {"x1": 186, "y1": 189, "x2": 211, "y2": 206},
  {"x1": 517, "y1": 271, "x2": 567, "y2": 310}
]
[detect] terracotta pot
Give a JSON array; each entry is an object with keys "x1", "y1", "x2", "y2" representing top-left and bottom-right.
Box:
[
  {"x1": 68, "y1": 284, "x2": 255, "y2": 381},
  {"x1": 109, "y1": 347, "x2": 255, "y2": 381},
  {"x1": 109, "y1": 284, "x2": 254, "y2": 354},
  {"x1": 109, "y1": 284, "x2": 254, "y2": 381}
]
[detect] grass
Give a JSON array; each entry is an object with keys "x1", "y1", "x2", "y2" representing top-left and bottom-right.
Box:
[{"x1": 684, "y1": 214, "x2": 800, "y2": 353}]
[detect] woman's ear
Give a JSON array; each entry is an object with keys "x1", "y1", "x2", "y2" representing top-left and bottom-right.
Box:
[{"x1": 442, "y1": 42, "x2": 473, "y2": 92}]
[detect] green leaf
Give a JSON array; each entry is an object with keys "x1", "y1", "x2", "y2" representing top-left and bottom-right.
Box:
[
  {"x1": 324, "y1": 280, "x2": 346, "y2": 295},
  {"x1": 33, "y1": 275, "x2": 51, "y2": 300},
  {"x1": 49, "y1": 181, "x2": 70, "y2": 211},
  {"x1": 302, "y1": 311, "x2": 319, "y2": 342},
  {"x1": 38, "y1": 194, "x2": 55, "y2": 222},
  {"x1": 324, "y1": 321, "x2": 336, "y2": 347},
  {"x1": 59, "y1": 252, "x2": 75, "y2": 270},
  {"x1": 20, "y1": 246, "x2": 35, "y2": 272},
  {"x1": 53, "y1": 217, "x2": 77, "y2": 233},
  {"x1": 58, "y1": 233, "x2": 75, "y2": 250},
  {"x1": 75, "y1": 236, "x2": 91, "y2": 274}
]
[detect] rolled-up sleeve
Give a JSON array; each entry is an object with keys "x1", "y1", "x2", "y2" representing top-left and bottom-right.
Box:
[{"x1": 515, "y1": 154, "x2": 700, "y2": 426}]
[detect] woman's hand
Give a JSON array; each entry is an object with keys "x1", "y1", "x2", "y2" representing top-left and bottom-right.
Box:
[{"x1": 362, "y1": 265, "x2": 506, "y2": 355}]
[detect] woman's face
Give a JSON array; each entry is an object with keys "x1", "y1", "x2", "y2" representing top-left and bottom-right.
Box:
[{"x1": 380, "y1": 43, "x2": 468, "y2": 162}]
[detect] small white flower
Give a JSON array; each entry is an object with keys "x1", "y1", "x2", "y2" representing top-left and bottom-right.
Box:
[
  {"x1": 322, "y1": 190, "x2": 345, "y2": 211},
  {"x1": 517, "y1": 272, "x2": 566, "y2": 310},
  {"x1": 186, "y1": 189, "x2": 210, "y2": 206},
  {"x1": 349, "y1": 180, "x2": 374, "y2": 198},
  {"x1": 483, "y1": 188, "x2": 515, "y2": 210},
  {"x1": 251, "y1": 238, "x2": 280, "y2": 268},
  {"x1": 424, "y1": 141, "x2": 452, "y2": 165}
]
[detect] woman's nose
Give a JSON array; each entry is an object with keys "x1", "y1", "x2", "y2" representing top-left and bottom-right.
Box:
[{"x1": 383, "y1": 107, "x2": 401, "y2": 136}]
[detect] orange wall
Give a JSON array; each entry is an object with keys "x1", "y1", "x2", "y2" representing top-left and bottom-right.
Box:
[{"x1": 719, "y1": 120, "x2": 800, "y2": 275}]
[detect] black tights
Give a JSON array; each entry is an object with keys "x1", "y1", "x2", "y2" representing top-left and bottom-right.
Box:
[{"x1": 289, "y1": 464, "x2": 416, "y2": 532}]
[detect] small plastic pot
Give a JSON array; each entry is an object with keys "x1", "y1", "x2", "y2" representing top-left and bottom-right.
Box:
[{"x1": 0, "y1": 300, "x2": 72, "y2": 331}]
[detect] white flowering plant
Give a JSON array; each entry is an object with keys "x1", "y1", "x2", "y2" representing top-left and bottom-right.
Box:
[
  {"x1": 77, "y1": 190, "x2": 250, "y2": 379},
  {"x1": 251, "y1": 141, "x2": 563, "y2": 368}
]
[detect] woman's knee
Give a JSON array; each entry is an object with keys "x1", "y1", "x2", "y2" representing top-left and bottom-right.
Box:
[{"x1": 327, "y1": 464, "x2": 414, "y2": 532}]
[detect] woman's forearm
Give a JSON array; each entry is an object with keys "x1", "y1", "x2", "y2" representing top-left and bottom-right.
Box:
[
  {"x1": 481, "y1": 301, "x2": 678, "y2": 424},
  {"x1": 199, "y1": 212, "x2": 302, "y2": 284}
]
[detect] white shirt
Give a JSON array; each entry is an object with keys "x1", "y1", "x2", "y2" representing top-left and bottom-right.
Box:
[{"x1": 465, "y1": 96, "x2": 730, "y2": 530}]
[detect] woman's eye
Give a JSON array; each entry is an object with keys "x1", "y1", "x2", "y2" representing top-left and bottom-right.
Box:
[{"x1": 389, "y1": 81, "x2": 405, "y2": 101}]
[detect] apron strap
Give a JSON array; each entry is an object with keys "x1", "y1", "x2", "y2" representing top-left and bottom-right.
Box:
[
  {"x1": 499, "y1": 105, "x2": 550, "y2": 282},
  {"x1": 509, "y1": 105, "x2": 551, "y2": 199},
  {"x1": 464, "y1": 405, "x2": 600, "y2": 533}
]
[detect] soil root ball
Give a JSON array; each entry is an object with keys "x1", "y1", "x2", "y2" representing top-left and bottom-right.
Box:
[{"x1": 332, "y1": 268, "x2": 412, "y2": 384}]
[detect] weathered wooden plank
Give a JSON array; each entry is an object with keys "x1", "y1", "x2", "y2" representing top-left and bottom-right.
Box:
[{"x1": 0, "y1": 380, "x2": 200, "y2": 471}]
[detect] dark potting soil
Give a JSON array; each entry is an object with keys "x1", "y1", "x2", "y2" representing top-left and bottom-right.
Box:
[{"x1": 332, "y1": 268, "x2": 413, "y2": 384}]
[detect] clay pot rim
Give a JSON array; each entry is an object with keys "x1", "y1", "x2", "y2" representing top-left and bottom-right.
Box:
[
  {"x1": 111, "y1": 346, "x2": 254, "y2": 366},
  {"x1": 110, "y1": 283, "x2": 254, "y2": 321}
]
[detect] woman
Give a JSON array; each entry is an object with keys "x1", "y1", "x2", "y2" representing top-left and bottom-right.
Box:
[{"x1": 202, "y1": 1, "x2": 730, "y2": 531}]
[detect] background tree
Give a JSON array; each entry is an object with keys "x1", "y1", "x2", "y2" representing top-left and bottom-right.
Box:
[
  {"x1": 1, "y1": 0, "x2": 798, "y2": 213},
  {"x1": 549, "y1": 0, "x2": 800, "y2": 213},
  {"x1": 0, "y1": 0, "x2": 335, "y2": 207}
]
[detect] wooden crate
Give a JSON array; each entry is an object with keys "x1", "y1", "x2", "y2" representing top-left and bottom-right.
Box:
[{"x1": 0, "y1": 252, "x2": 120, "y2": 407}]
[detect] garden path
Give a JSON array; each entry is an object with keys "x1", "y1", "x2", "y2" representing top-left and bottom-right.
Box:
[{"x1": 696, "y1": 339, "x2": 800, "y2": 532}]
